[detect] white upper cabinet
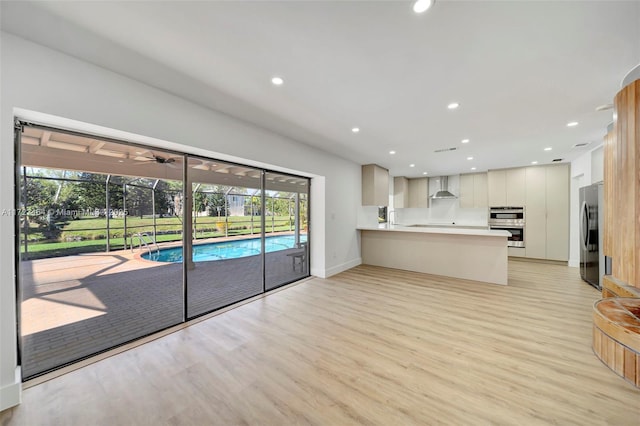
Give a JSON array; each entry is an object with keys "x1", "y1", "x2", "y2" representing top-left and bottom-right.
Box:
[
  {"x1": 362, "y1": 164, "x2": 389, "y2": 206},
  {"x1": 488, "y1": 170, "x2": 507, "y2": 206},
  {"x1": 408, "y1": 177, "x2": 429, "y2": 208},
  {"x1": 489, "y1": 168, "x2": 526, "y2": 207},
  {"x1": 393, "y1": 176, "x2": 409, "y2": 208},
  {"x1": 460, "y1": 173, "x2": 488, "y2": 208},
  {"x1": 505, "y1": 168, "x2": 526, "y2": 206}
]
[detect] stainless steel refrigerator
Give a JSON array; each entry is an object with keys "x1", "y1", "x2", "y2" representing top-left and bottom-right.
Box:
[{"x1": 579, "y1": 183, "x2": 603, "y2": 290}]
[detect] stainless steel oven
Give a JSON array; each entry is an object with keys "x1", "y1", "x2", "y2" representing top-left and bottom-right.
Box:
[{"x1": 489, "y1": 207, "x2": 525, "y2": 247}]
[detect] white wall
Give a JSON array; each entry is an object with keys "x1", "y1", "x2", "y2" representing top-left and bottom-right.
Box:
[
  {"x1": 0, "y1": 33, "x2": 362, "y2": 409},
  {"x1": 569, "y1": 144, "x2": 604, "y2": 267}
]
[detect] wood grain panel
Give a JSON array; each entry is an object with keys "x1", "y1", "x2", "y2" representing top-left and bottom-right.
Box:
[
  {"x1": 603, "y1": 130, "x2": 615, "y2": 258},
  {"x1": 3, "y1": 261, "x2": 640, "y2": 425},
  {"x1": 593, "y1": 297, "x2": 640, "y2": 387},
  {"x1": 606, "y1": 79, "x2": 640, "y2": 288},
  {"x1": 624, "y1": 348, "x2": 636, "y2": 383}
]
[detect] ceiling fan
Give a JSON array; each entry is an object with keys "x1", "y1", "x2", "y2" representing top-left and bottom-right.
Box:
[{"x1": 132, "y1": 150, "x2": 179, "y2": 167}]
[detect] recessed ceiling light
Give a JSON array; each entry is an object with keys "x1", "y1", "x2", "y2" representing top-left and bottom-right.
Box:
[
  {"x1": 351, "y1": 127, "x2": 360, "y2": 133},
  {"x1": 531, "y1": 161, "x2": 538, "y2": 165},
  {"x1": 567, "y1": 121, "x2": 579, "y2": 127},
  {"x1": 271, "y1": 76, "x2": 284, "y2": 86},
  {"x1": 423, "y1": 172, "x2": 428, "y2": 175},
  {"x1": 471, "y1": 167, "x2": 477, "y2": 171},
  {"x1": 447, "y1": 102, "x2": 460, "y2": 110},
  {"x1": 118, "y1": 160, "x2": 124, "y2": 163},
  {"x1": 413, "y1": 0, "x2": 435, "y2": 14},
  {"x1": 461, "y1": 139, "x2": 470, "y2": 144},
  {"x1": 544, "y1": 147, "x2": 552, "y2": 151},
  {"x1": 467, "y1": 156, "x2": 474, "y2": 160},
  {"x1": 595, "y1": 104, "x2": 613, "y2": 112},
  {"x1": 389, "y1": 150, "x2": 396, "y2": 155},
  {"x1": 409, "y1": 164, "x2": 415, "y2": 168}
]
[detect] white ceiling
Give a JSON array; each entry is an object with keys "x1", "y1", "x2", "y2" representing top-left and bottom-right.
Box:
[{"x1": 2, "y1": 1, "x2": 639, "y2": 177}]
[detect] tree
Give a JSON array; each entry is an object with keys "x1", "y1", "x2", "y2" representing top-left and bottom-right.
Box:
[{"x1": 69, "y1": 173, "x2": 123, "y2": 211}]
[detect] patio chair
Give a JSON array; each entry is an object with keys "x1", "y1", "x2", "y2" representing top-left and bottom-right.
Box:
[{"x1": 287, "y1": 242, "x2": 307, "y2": 272}]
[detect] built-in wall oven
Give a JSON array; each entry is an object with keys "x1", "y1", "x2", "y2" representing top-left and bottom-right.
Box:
[{"x1": 489, "y1": 207, "x2": 525, "y2": 248}]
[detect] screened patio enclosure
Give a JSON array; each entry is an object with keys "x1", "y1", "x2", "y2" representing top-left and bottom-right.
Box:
[{"x1": 17, "y1": 123, "x2": 310, "y2": 379}]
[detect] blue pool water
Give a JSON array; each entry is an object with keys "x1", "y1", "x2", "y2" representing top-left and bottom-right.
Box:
[{"x1": 142, "y1": 235, "x2": 307, "y2": 263}]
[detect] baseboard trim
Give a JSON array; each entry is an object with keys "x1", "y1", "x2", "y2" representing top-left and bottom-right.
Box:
[
  {"x1": 321, "y1": 258, "x2": 362, "y2": 278},
  {"x1": 0, "y1": 367, "x2": 21, "y2": 411},
  {"x1": 509, "y1": 257, "x2": 568, "y2": 266}
]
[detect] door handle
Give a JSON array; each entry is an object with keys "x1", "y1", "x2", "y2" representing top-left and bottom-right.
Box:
[{"x1": 580, "y1": 201, "x2": 589, "y2": 251}]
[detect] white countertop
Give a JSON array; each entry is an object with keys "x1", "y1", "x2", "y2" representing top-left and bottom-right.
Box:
[{"x1": 357, "y1": 224, "x2": 511, "y2": 238}]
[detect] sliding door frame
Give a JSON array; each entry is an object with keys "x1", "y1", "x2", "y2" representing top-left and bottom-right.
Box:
[{"x1": 14, "y1": 119, "x2": 311, "y2": 379}]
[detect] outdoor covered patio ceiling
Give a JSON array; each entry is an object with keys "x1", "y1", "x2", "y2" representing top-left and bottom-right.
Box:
[{"x1": 20, "y1": 126, "x2": 308, "y2": 193}]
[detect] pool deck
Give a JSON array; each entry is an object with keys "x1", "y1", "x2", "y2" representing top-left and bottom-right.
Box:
[{"x1": 20, "y1": 233, "x2": 308, "y2": 378}]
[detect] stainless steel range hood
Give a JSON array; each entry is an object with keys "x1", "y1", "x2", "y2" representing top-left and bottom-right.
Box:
[{"x1": 430, "y1": 176, "x2": 457, "y2": 199}]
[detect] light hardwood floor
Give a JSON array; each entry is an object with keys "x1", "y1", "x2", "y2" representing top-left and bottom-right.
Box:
[{"x1": 2, "y1": 260, "x2": 639, "y2": 425}]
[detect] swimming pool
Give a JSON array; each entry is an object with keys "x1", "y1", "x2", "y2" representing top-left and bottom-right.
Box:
[{"x1": 142, "y1": 235, "x2": 307, "y2": 263}]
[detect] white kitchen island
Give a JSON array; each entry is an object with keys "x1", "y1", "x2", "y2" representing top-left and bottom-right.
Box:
[{"x1": 358, "y1": 224, "x2": 511, "y2": 285}]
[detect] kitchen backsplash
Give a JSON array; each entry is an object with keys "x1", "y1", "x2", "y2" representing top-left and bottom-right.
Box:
[
  {"x1": 395, "y1": 203, "x2": 488, "y2": 226},
  {"x1": 357, "y1": 203, "x2": 488, "y2": 227}
]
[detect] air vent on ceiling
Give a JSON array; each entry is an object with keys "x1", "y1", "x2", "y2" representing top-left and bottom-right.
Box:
[
  {"x1": 573, "y1": 142, "x2": 590, "y2": 148},
  {"x1": 552, "y1": 158, "x2": 563, "y2": 162},
  {"x1": 434, "y1": 147, "x2": 458, "y2": 153}
]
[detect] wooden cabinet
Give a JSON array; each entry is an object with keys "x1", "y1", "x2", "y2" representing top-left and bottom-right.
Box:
[
  {"x1": 605, "y1": 79, "x2": 640, "y2": 288},
  {"x1": 393, "y1": 177, "x2": 409, "y2": 208},
  {"x1": 408, "y1": 177, "x2": 429, "y2": 208},
  {"x1": 523, "y1": 164, "x2": 569, "y2": 261},
  {"x1": 459, "y1": 173, "x2": 488, "y2": 208},
  {"x1": 362, "y1": 164, "x2": 389, "y2": 206},
  {"x1": 488, "y1": 168, "x2": 525, "y2": 206}
]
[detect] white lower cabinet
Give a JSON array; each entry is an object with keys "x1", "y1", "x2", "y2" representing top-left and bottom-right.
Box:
[{"x1": 508, "y1": 247, "x2": 526, "y2": 258}]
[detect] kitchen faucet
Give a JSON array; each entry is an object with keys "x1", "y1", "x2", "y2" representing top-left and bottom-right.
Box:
[{"x1": 388, "y1": 210, "x2": 396, "y2": 225}]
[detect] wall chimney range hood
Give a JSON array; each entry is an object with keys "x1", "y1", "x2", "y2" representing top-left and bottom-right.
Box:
[{"x1": 431, "y1": 176, "x2": 457, "y2": 199}]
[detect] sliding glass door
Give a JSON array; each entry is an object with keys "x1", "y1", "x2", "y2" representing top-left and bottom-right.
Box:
[
  {"x1": 185, "y1": 158, "x2": 264, "y2": 318},
  {"x1": 18, "y1": 125, "x2": 184, "y2": 378},
  {"x1": 16, "y1": 123, "x2": 311, "y2": 379},
  {"x1": 264, "y1": 172, "x2": 309, "y2": 290}
]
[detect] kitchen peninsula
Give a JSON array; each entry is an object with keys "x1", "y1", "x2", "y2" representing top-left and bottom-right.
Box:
[{"x1": 358, "y1": 224, "x2": 511, "y2": 285}]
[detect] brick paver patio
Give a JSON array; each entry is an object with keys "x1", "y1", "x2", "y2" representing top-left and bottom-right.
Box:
[{"x1": 20, "y1": 243, "x2": 307, "y2": 378}]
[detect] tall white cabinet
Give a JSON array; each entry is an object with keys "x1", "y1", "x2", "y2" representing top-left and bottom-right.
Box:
[
  {"x1": 544, "y1": 165, "x2": 570, "y2": 261},
  {"x1": 524, "y1": 167, "x2": 547, "y2": 259},
  {"x1": 523, "y1": 164, "x2": 569, "y2": 261}
]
